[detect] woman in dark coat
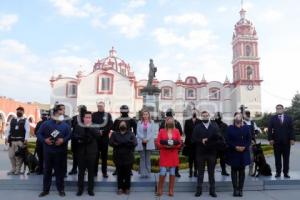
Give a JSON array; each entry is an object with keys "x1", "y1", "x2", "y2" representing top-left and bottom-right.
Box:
[
  {"x1": 74, "y1": 111, "x2": 99, "y2": 196},
  {"x1": 226, "y1": 112, "x2": 251, "y2": 197},
  {"x1": 109, "y1": 120, "x2": 137, "y2": 195}
]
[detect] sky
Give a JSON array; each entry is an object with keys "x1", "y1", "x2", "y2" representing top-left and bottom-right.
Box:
[{"x1": 0, "y1": 0, "x2": 299, "y2": 112}]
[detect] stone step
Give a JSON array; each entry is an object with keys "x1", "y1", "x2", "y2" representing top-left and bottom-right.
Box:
[{"x1": 0, "y1": 171, "x2": 300, "y2": 192}]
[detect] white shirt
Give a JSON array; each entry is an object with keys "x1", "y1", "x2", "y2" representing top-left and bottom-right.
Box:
[
  {"x1": 243, "y1": 119, "x2": 261, "y2": 133},
  {"x1": 5, "y1": 117, "x2": 30, "y2": 140},
  {"x1": 202, "y1": 121, "x2": 210, "y2": 129}
]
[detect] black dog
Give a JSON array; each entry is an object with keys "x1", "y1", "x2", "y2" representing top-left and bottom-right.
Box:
[
  {"x1": 252, "y1": 143, "x2": 272, "y2": 177},
  {"x1": 15, "y1": 146, "x2": 39, "y2": 175}
]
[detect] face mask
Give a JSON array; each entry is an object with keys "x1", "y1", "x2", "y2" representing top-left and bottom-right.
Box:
[
  {"x1": 58, "y1": 115, "x2": 64, "y2": 121},
  {"x1": 166, "y1": 123, "x2": 174, "y2": 129},
  {"x1": 119, "y1": 125, "x2": 127, "y2": 132},
  {"x1": 202, "y1": 119, "x2": 209, "y2": 123},
  {"x1": 17, "y1": 112, "x2": 23, "y2": 118},
  {"x1": 235, "y1": 119, "x2": 243, "y2": 124},
  {"x1": 192, "y1": 113, "x2": 197, "y2": 118},
  {"x1": 42, "y1": 116, "x2": 48, "y2": 121}
]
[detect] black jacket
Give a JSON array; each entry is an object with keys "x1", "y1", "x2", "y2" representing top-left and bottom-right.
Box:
[
  {"x1": 159, "y1": 118, "x2": 183, "y2": 136},
  {"x1": 184, "y1": 118, "x2": 201, "y2": 146},
  {"x1": 92, "y1": 111, "x2": 113, "y2": 136},
  {"x1": 74, "y1": 125, "x2": 99, "y2": 156},
  {"x1": 268, "y1": 114, "x2": 295, "y2": 144},
  {"x1": 109, "y1": 131, "x2": 137, "y2": 165},
  {"x1": 191, "y1": 122, "x2": 224, "y2": 156},
  {"x1": 112, "y1": 117, "x2": 137, "y2": 135}
]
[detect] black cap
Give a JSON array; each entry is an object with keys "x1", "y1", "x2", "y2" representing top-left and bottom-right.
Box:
[
  {"x1": 166, "y1": 108, "x2": 174, "y2": 117},
  {"x1": 16, "y1": 106, "x2": 25, "y2": 112},
  {"x1": 120, "y1": 105, "x2": 129, "y2": 113}
]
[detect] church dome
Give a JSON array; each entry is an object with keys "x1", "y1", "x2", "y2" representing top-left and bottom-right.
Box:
[{"x1": 93, "y1": 47, "x2": 132, "y2": 77}]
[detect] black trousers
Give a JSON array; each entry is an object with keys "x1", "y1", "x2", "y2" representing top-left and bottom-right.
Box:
[
  {"x1": 70, "y1": 139, "x2": 78, "y2": 172},
  {"x1": 78, "y1": 154, "x2": 96, "y2": 192},
  {"x1": 43, "y1": 151, "x2": 65, "y2": 192},
  {"x1": 197, "y1": 154, "x2": 216, "y2": 191},
  {"x1": 273, "y1": 143, "x2": 291, "y2": 174},
  {"x1": 218, "y1": 150, "x2": 227, "y2": 172},
  {"x1": 116, "y1": 164, "x2": 132, "y2": 190},
  {"x1": 36, "y1": 140, "x2": 44, "y2": 173},
  {"x1": 188, "y1": 147, "x2": 197, "y2": 173},
  {"x1": 95, "y1": 136, "x2": 109, "y2": 175},
  {"x1": 231, "y1": 167, "x2": 245, "y2": 190}
]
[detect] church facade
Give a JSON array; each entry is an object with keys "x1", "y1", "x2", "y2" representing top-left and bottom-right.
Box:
[{"x1": 50, "y1": 8, "x2": 262, "y2": 123}]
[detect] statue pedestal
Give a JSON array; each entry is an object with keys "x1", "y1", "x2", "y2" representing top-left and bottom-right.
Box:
[{"x1": 141, "y1": 86, "x2": 161, "y2": 120}]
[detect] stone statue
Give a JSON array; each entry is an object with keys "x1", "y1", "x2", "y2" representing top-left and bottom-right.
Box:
[{"x1": 147, "y1": 59, "x2": 157, "y2": 87}]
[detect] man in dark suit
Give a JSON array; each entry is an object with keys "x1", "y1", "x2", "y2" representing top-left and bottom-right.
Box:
[
  {"x1": 268, "y1": 104, "x2": 295, "y2": 178},
  {"x1": 192, "y1": 111, "x2": 224, "y2": 198},
  {"x1": 183, "y1": 111, "x2": 201, "y2": 177}
]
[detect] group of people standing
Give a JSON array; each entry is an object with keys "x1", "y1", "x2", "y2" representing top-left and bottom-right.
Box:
[{"x1": 4, "y1": 103, "x2": 295, "y2": 198}]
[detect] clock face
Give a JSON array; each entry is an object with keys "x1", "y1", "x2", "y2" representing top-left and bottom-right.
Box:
[{"x1": 247, "y1": 84, "x2": 254, "y2": 90}]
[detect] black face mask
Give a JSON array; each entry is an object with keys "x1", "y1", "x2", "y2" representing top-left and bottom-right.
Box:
[
  {"x1": 119, "y1": 125, "x2": 127, "y2": 132},
  {"x1": 41, "y1": 116, "x2": 48, "y2": 121},
  {"x1": 121, "y1": 112, "x2": 128, "y2": 117},
  {"x1": 202, "y1": 119, "x2": 209, "y2": 123},
  {"x1": 17, "y1": 112, "x2": 23, "y2": 118},
  {"x1": 192, "y1": 113, "x2": 197, "y2": 118}
]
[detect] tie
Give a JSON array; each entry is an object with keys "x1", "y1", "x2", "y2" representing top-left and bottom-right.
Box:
[{"x1": 278, "y1": 115, "x2": 283, "y2": 124}]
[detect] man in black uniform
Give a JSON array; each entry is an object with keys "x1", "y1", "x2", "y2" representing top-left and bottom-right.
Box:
[
  {"x1": 159, "y1": 108, "x2": 183, "y2": 177},
  {"x1": 34, "y1": 111, "x2": 49, "y2": 175},
  {"x1": 92, "y1": 101, "x2": 113, "y2": 178},
  {"x1": 112, "y1": 105, "x2": 137, "y2": 176},
  {"x1": 214, "y1": 112, "x2": 229, "y2": 176},
  {"x1": 192, "y1": 111, "x2": 224, "y2": 198},
  {"x1": 68, "y1": 105, "x2": 87, "y2": 175},
  {"x1": 183, "y1": 111, "x2": 201, "y2": 177}
]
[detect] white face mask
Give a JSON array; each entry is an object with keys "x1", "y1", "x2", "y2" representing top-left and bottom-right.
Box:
[{"x1": 58, "y1": 115, "x2": 64, "y2": 121}]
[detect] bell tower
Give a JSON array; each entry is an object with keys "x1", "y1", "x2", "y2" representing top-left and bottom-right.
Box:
[{"x1": 232, "y1": 5, "x2": 262, "y2": 114}]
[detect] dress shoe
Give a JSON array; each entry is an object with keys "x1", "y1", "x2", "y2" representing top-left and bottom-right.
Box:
[{"x1": 39, "y1": 191, "x2": 49, "y2": 197}]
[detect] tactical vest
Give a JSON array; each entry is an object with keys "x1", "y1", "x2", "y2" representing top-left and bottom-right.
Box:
[{"x1": 9, "y1": 118, "x2": 27, "y2": 141}]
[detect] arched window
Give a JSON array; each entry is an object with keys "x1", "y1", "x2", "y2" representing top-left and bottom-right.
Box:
[
  {"x1": 161, "y1": 87, "x2": 173, "y2": 99},
  {"x1": 245, "y1": 45, "x2": 252, "y2": 56},
  {"x1": 209, "y1": 88, "x2": 220, "y2": 100},
  {"x1": 66, "y1": 81, "x2": 77, "y2": 98},
  {"x1": 185, "y1": 88, "x2": 196, "y2": 100},
  {"x1": 246, "y1": 66, "x2": 253, "y2": 80}
]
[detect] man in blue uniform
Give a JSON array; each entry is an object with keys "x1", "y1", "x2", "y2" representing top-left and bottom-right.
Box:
[{"x1": 37, "y1": 105, "x2": 71, "y2": 197}]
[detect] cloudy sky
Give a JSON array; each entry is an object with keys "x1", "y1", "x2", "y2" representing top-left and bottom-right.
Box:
[{"x1": 0, "y1": 0, "x2": 299, "y2": 112}]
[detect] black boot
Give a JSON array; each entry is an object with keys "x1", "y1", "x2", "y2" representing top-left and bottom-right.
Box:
[
  {"x1": 194, "y1": 187, "x2": 202, "y2": 197},
  {"x1": 231, "y1": 169, "x2": 239, "y2": 197},
  {"x1": 209, "y1": 187, "x2": 217, "y2": 198},
  {"x1": 175, "y1": 167, "x2": 181, "y2": 178},
  {"x1": 189, "y1": 168, "x2": 193, "y2": 178},
  {"x1": 238, "y1": 169, "x2": 245, "y2": 197}
]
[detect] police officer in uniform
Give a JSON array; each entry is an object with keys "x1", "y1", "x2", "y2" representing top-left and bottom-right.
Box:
[
  {"x1": 68, "y1": 105, "x2": 87, "y2": 175},
  {"x1": 37, "y1": 105, "x2": 71, "y2": 197},
  {"x1": 5, "y1": 106, "x2": 30, "y2": 175},
  {"x1": 34, "y1": 110, "x2": 49, "y2": 175},
  {"x1": 92, "y1": 101, "x2": 113, "y2": 178}
]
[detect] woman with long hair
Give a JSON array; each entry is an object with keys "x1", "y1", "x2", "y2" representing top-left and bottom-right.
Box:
[
  {"x1": 136, "y1": 109, "x2": 156, "y2": 178},
  {"x1": 156, "y1": 117, "x2": 182, "y2": 197}
]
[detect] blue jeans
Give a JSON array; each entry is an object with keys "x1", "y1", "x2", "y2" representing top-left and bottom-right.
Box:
[{"x1": 159, "y1": 167, "x2": 176, "y2": 176}]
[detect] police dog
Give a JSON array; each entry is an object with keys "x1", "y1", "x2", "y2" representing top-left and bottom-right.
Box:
[
  {"x1": 15, "y1": 146, "x2": 38, "y2": 175},
  {"x1": 252, "y1": 143, "x2": 272, "y2": 177}
]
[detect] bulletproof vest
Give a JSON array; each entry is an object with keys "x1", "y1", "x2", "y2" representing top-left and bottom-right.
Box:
[{"x1": 10, "y1": 118, "x2": 27, "y2": 140}]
